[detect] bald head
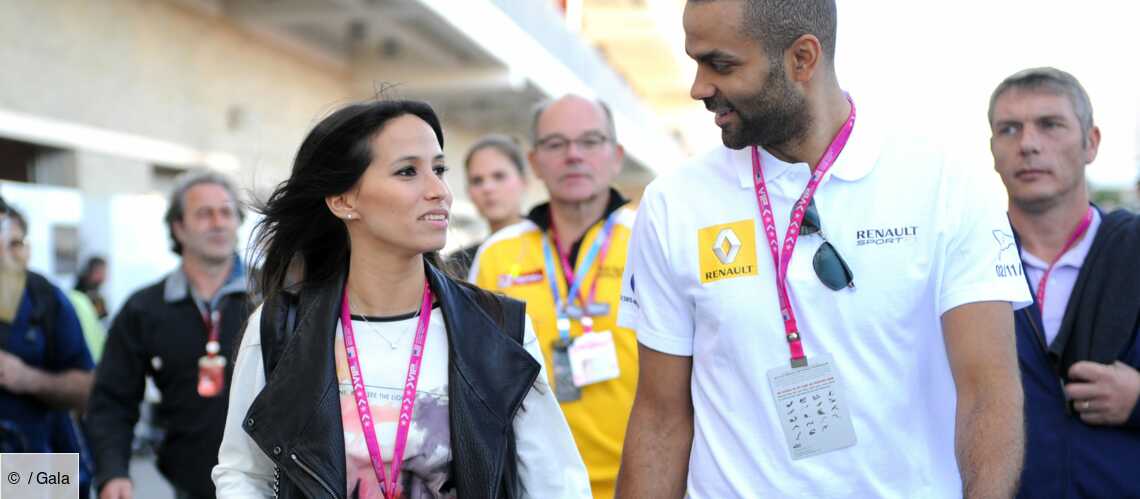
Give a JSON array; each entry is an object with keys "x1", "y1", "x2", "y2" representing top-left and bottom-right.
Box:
[
  {"x1": 530, "y1": 95, "x2": 617, "y2": 146},
  {"x1": 527, "y1": 94, "x2": 624, "y2": 205}
]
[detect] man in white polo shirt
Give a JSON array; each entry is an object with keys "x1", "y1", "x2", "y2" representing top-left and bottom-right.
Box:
[{"x1": 614, "y1": 1, "x2": 1032, "y2": 498}]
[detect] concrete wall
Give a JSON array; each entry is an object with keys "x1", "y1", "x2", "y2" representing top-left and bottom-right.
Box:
[
  {"x1": 0, "y1": 0, "x2": 356, "y2": 194},
  {"x1": 0, "y1": 0, "x2": 364, "y2": 313},
  {"x1": 0, "y1": 0, "x2": 651, "y2": 316},
  {"x1": 0, "y1": 0, "x2": 502, "y2": 302}
]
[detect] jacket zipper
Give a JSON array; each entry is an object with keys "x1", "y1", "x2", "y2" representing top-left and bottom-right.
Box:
[
  {"x1": 290, "y1": 453, "x2": 338, "y2": 497},
  {"x1": 272, "y1": 466, "x2": 280, "y2": 499}
]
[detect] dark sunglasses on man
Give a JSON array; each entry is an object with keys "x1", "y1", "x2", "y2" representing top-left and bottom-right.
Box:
[{"x1": 798, "y1": 199, "x2": 855, "y2": 291}]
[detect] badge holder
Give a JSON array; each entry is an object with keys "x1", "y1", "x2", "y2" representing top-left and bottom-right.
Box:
[
  {"x1": 550, "y1": 318, "x2": 582, "y2": 402},
  {"x1": 766, "y1": 354, "x2": 856, "y2": 460},
  {"x1": 566, "y1": 316, "x2": 621, "y2": 388},
  {"x1": 197, "y1": 340, "x2": 226, "y2": 398}
]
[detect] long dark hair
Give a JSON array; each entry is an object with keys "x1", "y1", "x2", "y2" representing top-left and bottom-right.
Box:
[
  {"x1": 252, "y1": 100, "x2": 443, "y2": 295},
  {"x1": 252, "y1": 99, "x2": 502, "y2": 322}
]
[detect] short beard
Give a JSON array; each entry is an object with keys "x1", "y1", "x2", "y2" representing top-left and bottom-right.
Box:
[{"x1": 719, "y1": 62, "x2": 812, "y2": 151}]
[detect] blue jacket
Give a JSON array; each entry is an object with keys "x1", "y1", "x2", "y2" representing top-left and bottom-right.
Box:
[
  {"x1": 0, "y1": 271, "x2": 95, "y2": 495},
  {"x1": 1015, "y1": 209, "x2": 1140, "y2": 498},
  {"x1": 0, "y1": 272, "x2": 93, "y2": 450}
]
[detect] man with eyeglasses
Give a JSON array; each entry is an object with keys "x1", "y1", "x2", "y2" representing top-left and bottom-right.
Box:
[
  {"x1": 989, "y1": 67, "x2": 1140, "y2": 498},
  {"x1": 468, "y1": 94, "x2": 637, "y2": 498},
  {"x1": 615, "y1": 1, "x2": 1032, "y2": 498}
]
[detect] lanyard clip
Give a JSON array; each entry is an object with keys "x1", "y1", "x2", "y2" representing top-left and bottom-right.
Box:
[
  {"x1": 787, "y1": 331, "x2": 807, "y2": 368},
  {"x1": 556, "y1": 317, "x2": 572, "y2": 343}
]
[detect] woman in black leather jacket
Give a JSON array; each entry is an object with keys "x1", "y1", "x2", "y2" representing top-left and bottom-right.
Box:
[{"x1": 212, "y1": 99, "x2": 589, "y2": 499}]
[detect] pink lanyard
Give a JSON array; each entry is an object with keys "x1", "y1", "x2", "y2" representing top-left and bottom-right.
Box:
[
  {"x1": 339, "y1": 280, "x2": 433, "y2": 499},
  {"x1": 752, "y1": 96, "x2": 856, "y2": 367},
  {"x1": 1035, "y1": 207, "x2": 1094, "y2": 311}
]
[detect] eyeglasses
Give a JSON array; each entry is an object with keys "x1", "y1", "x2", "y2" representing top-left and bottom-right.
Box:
[
  {"x1": 535, "y1": 132, "x2": 610, "y2": 155},
  {"x1": 799, "y1": 199, "x2": 854, "y2": 291}
]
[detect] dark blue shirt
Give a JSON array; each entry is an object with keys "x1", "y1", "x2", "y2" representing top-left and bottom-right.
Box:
[{"x1": 0, "y1": 280, "x2": 94, "y2": 452}]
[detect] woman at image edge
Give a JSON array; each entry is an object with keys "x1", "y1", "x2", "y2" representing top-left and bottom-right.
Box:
[{"x1": 211, "y1": 100, "x2": 590, "y2": 498}]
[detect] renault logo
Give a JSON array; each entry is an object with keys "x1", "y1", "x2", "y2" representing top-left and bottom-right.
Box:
[
  {"x1": 698, "y1": 220, "x2": 757, "y2": 284},
  {"x1": 712, "y1": 228, "x2": 741, "y2": 264}
]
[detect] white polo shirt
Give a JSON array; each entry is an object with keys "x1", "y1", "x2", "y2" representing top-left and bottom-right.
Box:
[{"x1": 618, "y1": 106, "x2": 1031, "y2": 498}]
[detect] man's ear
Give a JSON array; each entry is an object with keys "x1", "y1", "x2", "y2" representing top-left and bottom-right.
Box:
[
  {"x1": 1084, "y1": 125, "x2": 1101, "y2": 164},
  {"x1": 612, "y1": 143, "x2": 626, "y2": 174},
  {"x1": 787, "y1": 34, "x2": 824, "y2": 84}
]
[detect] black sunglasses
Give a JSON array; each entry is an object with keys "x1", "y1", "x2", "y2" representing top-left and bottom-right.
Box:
[{"x1": 799, "y1": 199, "x2": 855, "y2": 291}]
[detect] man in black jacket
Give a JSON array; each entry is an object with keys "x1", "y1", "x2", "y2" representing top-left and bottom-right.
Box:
[
  {"x1": 88, "y1": 171, "x2": 252, "y2": 499},
  {"x1": 990, "y1": 67, "x2": 1140, "y2": 498}
]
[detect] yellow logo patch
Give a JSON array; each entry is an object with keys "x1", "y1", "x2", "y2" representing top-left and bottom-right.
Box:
[{"x1": 698, "y1": 220, "x2": 759, "y2": 284}]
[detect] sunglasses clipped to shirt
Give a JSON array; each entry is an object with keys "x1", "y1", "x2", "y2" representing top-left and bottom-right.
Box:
[{"x1": 799, "y1": 199, "x2": 855, "y2": 291}]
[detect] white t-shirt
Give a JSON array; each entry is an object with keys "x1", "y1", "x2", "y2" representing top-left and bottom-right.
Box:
[
  {"x1": 336, "y1": 308, "x2": 452, "y2": 499},
  {"x1": 618, "y1": 106, "x2": 1031, "y2": 498}
]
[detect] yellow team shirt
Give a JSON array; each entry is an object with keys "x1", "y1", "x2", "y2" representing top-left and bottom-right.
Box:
[{"x1": 469, "y1": 205, "x2": 638, "y2": 499}]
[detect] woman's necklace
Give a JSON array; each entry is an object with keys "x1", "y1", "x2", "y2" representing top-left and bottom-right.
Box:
[{"x1": 350, "y1": 298, "x2": 423, "y2": 350}]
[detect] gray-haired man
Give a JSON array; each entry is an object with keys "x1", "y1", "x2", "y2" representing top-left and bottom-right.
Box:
[
  {"x1": 87, "y1": 170, "x2": 253, "y2": 499},
  {"x1": 989, "y1": 67, "x2": 1140, "y2": 498}
]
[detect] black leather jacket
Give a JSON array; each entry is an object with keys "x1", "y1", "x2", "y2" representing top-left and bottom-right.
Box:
[{"x1": 242, "y1": 264, "x2": 540, "y2": 498}]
